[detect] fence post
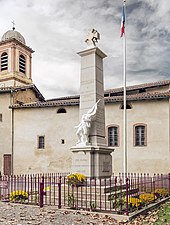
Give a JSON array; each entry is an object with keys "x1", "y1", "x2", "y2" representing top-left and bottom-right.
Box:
[
  {"x1": 58, "y1": 176, "x2": 61, "y2": 209},
  {"x1": 126, "y1": 177, "x2": 129, "y2": 216},
  {"x1": 39, "y1": 176, "x2": 44, "y2": 208},
  {"x1": 169, "y1": 173, "x2": 170, "y2": 195},
  {"x1": 119, "y1": 178, "x2": 123, "y2": 213}
]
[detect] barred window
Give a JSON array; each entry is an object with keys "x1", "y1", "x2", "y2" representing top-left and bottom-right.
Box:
[
  {"x1": 108, "y1": 126, "x2": 119, "y2": 147},
  {"x1": 38, "y1": 136, "x2": 45, "y2": 149},
  {"x1": 134, "y1": 125, "x2": 146, "y2": 146},
  {"x1": 1, "y1": 52, "x2": 8, "y2": 71},
  {"x1": 19, "y1": 54, "x2": 26, "y2": 74}
]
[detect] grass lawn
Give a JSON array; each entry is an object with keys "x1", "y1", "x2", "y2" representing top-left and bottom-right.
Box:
[
  {"x1": 154, "y1": 200, "x2": 170, "y2": 225},
  {"x1": 140, "y1": 200, "x2": 170, "y2": 225}
]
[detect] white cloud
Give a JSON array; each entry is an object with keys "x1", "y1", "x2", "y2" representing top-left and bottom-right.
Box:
[{"x1": 0, "y1": 0, "x2": 169, "y2": 98}]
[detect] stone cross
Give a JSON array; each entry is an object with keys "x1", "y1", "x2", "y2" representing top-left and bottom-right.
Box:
[
  {"x1": 12, "y1": 20, "x2": 15, "y2": 30},
  {"x1": 85, "y1": 29, "x2": 100, "y2": 46}
]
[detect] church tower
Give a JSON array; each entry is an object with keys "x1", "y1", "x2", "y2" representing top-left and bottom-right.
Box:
[{"x1": 0, "y1": 26, "x2": 34, "y2": 87}]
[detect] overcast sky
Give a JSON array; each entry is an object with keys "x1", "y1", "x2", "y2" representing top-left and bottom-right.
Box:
[{"x1": 1, "y1": 0, "x2": 170, "y2": 99}]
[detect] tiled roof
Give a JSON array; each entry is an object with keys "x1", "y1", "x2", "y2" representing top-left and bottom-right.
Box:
[
  {"x1": 105, "y1": 80, "x2": 170, "y2": 95},
  {"x1": 0, "y1": 38, "x2": 34, "y2": 53},
  {"x1": 46, "y1": 95, "x2": 79, "y2": 102},
  {"x1": 0, "y1": 86, "x2": 14, "y2": 92},
  {"x1": 11, "y1": 98, "x2": 79, "y2": 109},
  {"x1": 8, "y1": 79, "x2": 170, "y2": 109},
  {"x1": 0, "y1": 84, "x2": 45, "y2": 101},
  {"x1": 11, "y1": 91, "x2": 170, "y2": 109},
  {"x1": 105, "y1": 91, "x2": 170, "y2": 103}
]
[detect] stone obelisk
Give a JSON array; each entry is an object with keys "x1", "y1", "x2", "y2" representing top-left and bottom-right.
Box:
[{"x1": 71, "y1": 29, "x2": 113, "y2": 178}]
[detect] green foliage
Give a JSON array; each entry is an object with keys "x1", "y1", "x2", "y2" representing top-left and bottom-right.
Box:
[
  {"x1": 141, "y1": 201, "x2": 170, "y2": 225},
  {"x1": 112, "y1": 191, "x2": 126, "y2": 209},
  {"x1": 90, "y1": 202, "x2": 96, "y2": 211},
  {"x1": 68, "y1": 193, "x2": 74, "y2": 208},
  {"x1": 154, "y1": 201, "x2": 170, "y2": 224}
]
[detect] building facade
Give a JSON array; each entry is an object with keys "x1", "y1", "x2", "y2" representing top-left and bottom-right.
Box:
[{"x1": 0, "y1": 28, "x2": 170, "y2": 175}]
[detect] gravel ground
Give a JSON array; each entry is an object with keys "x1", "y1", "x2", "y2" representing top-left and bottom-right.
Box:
[
  {"x1": 1, "y1": 201, "x2": 169, "y2": 225},
  {"x1": 0, "y1": 202, "x2": 126, "y2": 225}
]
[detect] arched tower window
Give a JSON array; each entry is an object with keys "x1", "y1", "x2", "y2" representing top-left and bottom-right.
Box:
[
  {"x1": 19, "y1": 54, "x2": 26, "y2": 74},
  {"x1": 1, "y1": 52, "x2": 8, "y2": 71},
  {"x1": 57, "y1": 108, "x2": 67, "y2": 113}
]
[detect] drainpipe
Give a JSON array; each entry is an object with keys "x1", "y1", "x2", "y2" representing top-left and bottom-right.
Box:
[
  {"x1": 10, "y1": 90, "x2": 14, "y2": 175},
  {"x1": 169, "y1": 98, "x2": 170, "y2": 157},
  {"x1": 11, "y1": 108, "x2": 14, "y2": 175}
]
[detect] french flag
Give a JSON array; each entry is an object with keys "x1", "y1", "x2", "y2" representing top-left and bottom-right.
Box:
[{"x1": 120, "y1": 6, "x2": 125, "y2": 37}]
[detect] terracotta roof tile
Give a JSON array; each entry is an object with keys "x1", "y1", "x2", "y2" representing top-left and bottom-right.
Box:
[
  {"x1": 105, "y1": 80, "x2": 170, "y2": 95},
  {"x1": 0, "y1": 84, "x2": 45, "y2": 101},
  {"x1": 11, "y1": 91, "x2": 170, "y2": 109},
  {"x1": 105, "y1": 91, "x2": 170, "y2": 103},
  {"x1": 7, "y1": 79, "x2": 170, "y2": 109}
]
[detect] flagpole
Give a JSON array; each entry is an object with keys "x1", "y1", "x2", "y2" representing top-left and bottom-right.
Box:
[{"x1": 123, "y1": 0, "x2": 127, "y2": 180}]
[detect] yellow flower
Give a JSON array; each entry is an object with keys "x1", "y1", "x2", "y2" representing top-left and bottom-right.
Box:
[
  {"x1": 154, "y1": 188, "x2": 168, "y2": 197},
  {"x1": 67, "y1": 173, "x2": 86, "y2": 185},
  {"x1": 43, "y1": 186, "x2": 50, "y2": 191},
  {"x1": 128, "y1": 197, "x2": 141, "y2": 207},
  {"x1": 9, "y1": 190, "x2": 28, "y2": 202},
  {"x1": 139, "y1": 193, "x2": 156, "y2": 203}
]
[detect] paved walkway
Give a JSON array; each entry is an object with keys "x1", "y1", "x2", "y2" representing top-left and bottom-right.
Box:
[
  {"x1": 1, "y1": 201, "x2": 169, "y2": 225},
  {"x1": 0, "y1": 202, "x2": 128, "y2": 225}
]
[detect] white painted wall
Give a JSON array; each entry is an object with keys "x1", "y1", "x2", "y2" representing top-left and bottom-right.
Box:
[
  {"x1": 0, "y1": 93, "x2": 12, "y2": 173},
  {"x1": 12, "y1": 98, "x2": 170, "y2": 175},
  {"x1": 105, "y1": 99, "x2": 170, "y2": 174},
  {"x1": 13, "y1": 106, "x2": 79, "y2": 174}
]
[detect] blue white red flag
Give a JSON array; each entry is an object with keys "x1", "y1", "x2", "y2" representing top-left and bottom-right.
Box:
[{"x1": 120, "y1": 6, "x2": 125, "y2": 37}]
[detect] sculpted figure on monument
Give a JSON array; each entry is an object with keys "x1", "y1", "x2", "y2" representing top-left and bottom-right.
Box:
[
  {"x1": 75, "y1": 100, "x2": 100, "y2": 146},
  {"x1": 85, "y1": 28, "x2": 100, "y2": 46}
]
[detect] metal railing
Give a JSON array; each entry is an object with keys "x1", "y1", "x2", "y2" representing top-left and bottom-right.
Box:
[{"x1": 0, "y1": 173, "x2": 169, "y2": 215}]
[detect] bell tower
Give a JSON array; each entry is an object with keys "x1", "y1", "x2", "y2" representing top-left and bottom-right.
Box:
[{"x1": 0, "y1": 26, "x2": 34, "y2": 87}]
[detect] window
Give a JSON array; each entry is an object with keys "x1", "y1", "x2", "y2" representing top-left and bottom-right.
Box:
[
  {"x1": 1, "y1": 52, "x2": 8, "y2": 71},
  {"x1": 57, "y1": 108, "x2": 66, "y2": 113},
  {"x1": 108, "y1": 126, "x2": 119, "y2": 147},
  {"x1": 0, "y1": 114, "x2": 2, "y2": 122},
  {"x1": 134, "y1": 124, "x2": 147, "y2": 146},
  {"x1": 19, "y1": 54, "x2": 26, "y2": 74},
  {"x1": 38, "y1": 136, "x2": 45, "y2": 149}
]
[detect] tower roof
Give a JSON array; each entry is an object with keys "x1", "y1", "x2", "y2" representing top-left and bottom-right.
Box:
[{"x1": 1, "y1": 29, "x2": 26, "y2": 45}]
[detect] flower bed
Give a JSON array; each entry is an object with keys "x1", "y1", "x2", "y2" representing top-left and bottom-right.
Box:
[
  {"x1": 128, "y1": 188, "x2": 169, "y2": 211},
  {"x1": 66, "y1": 173, "x2": 86, "y2": 187},
  {"x1": 9, "y1": 190, "x2": 28, "y2": 203}
]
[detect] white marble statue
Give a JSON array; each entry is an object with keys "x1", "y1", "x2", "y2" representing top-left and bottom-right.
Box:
[
  {"x1": 75, "y1": 100, "x2": 100, "y2": 146},
  {"x1": 85, "y1": 28, "x2": 100, "y2": 46}
]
